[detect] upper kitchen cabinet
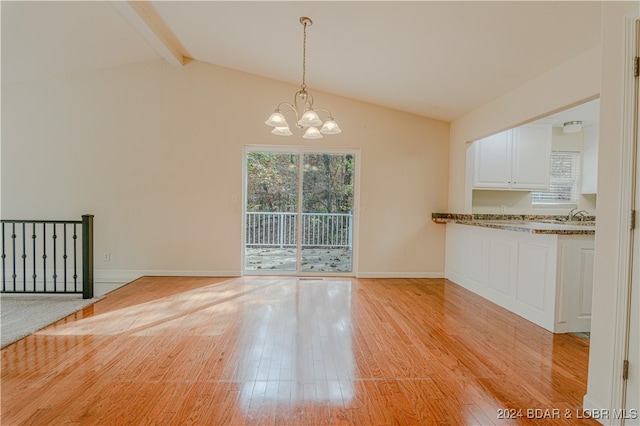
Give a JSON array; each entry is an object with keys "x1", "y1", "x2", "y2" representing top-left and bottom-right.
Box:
[
  {"x1": 581, "y1": 123, "x2": 599, "y2": 194},
  {"x1": 472, "y1": 129, "x2": 511, "y2": 189},
  {"x1": 473, "y1": 123, "x2": 552, "y2": 190}
]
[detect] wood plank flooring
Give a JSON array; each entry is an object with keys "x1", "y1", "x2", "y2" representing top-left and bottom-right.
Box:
[{"x1": 1, "y1": 277, "x2": 596, "y2": 425}]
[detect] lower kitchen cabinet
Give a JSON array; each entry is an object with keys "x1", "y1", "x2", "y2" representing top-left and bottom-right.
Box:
[{"x1": 445, "y1": 223, "x2": 593, "y2": 333}]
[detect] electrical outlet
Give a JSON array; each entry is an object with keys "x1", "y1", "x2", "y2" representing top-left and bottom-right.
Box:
[
  {"x1": 500, "y1": 205, "x2": 507, "y2": 214},
  {"x1": 103, "y1": 252, "x2": 111, "y2": 262}
]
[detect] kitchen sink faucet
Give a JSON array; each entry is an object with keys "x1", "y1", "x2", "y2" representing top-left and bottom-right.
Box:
[{"x1": 568, "y1": 208, "x2": 589, "y2": 221}]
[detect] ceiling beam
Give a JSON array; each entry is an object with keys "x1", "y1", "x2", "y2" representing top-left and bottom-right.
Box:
[{"x1": 111, "y1": 1, "x2": 185, "y2": 66}]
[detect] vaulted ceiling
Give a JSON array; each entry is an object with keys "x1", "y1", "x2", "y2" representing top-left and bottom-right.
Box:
[{"x1": 1, "y1": 1, "x2": 603, "y2": 122}]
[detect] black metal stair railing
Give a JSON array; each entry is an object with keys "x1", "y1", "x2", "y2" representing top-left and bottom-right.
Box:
[{"x1": 1, "y1": 214, "x2": 93, "y2": 299}]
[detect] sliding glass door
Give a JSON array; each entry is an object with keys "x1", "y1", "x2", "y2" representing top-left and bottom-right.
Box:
[
  {"x1": 244, "y1": 148, "x2": 356, "y2": 275},
  {"x1": 300, "y1": 153, "x2": 354, "y2": 273}
]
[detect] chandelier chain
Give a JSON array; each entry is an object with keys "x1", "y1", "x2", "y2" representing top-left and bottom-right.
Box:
[{"x1": 301, "y1": 20, "x2": 307, "y2": 91}]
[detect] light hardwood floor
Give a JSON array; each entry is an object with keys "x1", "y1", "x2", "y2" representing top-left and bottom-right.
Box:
[{"x1": 1, "y1": 277, "x2": 596, "y2": 425}]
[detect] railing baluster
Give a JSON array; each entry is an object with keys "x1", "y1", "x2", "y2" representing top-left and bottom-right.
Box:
[
  {"x1": 1, "y1": 223, "x2": 5, "y2": 291},
  {"x1": 22, "y1": 223, "x2": 26, "y2": 290},
  {"x1": 11, "y1": 223, "x2": 16, "y2": 290},
  {"x1": 293, "y1": 214, "x2": 297, "y2": 246},
  {"x1": 272, "y1": 214, "x2": 275, "y2": 246},
  {"x1": 247, "y1": 214, "x2": 251, "y2": 245},
  {"x1": 32, "y1": 223, "x2": 36, "y2": 291},
  {"x1": 283, "y1": 214, "x2": 288, "y2": 246},
  {"x1": 63, "y1": 224, "x2": 68, "y2": 292},
  {"x1": 257, "y1": 215, "x2": 261, "y2": 246},
  {"x1": 305, "y1": 214, "x2": 309, "y2": 247},
  {"x1": 349, "y1": 213, "x2": 353, "y2": 249},
  {"x1": 314, "y1": 216, "x2": 318, "y2": 247},
  {"x1": 266, "y1": 214, "x2": 269, "y2": 245},
  {"x1": 52, "y1": 223, "x2": 57, "y2": 291},
  {"x1": 323, "y1": 216, "x2": 327, "y2": 246},
  {"x1": 42, "y1": 223, "x2": 46, "y2": 292},
  {"x1": 326, "y1": 216, "x2": 329, "y2": 245},
  {"x1": 246, "y1": 214, "x2": 250, "y2": 245},
  {"x1": 73, "y1": 223, "x2": 78, "y2": 291},
  {"x1": 343, "y1": 215, "x2": 347, "y2": 246}
]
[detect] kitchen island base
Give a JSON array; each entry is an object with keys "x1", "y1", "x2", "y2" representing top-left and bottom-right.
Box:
[{"x1": 445, "y1": 222, "x2": 593, "y2": 333}]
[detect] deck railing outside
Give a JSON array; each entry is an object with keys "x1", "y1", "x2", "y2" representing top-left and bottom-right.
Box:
[
  {"x1": 1, "y1": 215, "x2": 94, "y2": 299},
  {"x1": 246, "y1": 212, "x2": 352, "y2": 249}
]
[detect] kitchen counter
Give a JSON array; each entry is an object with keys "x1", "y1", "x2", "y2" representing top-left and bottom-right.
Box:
[{"x1": 432, "y1": 213, "x2": 595, "y2": 235}]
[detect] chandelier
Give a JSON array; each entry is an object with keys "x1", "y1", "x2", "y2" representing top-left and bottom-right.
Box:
[{"x1": 265, "y1": 17, "x2": 342, "y2": 139}]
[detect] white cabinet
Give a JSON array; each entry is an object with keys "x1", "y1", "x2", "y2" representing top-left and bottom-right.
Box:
[
  {"x1": 581, "y1": 124, "x2": 599, "y2": 194},
  {"x1": 511, "y1": 125, "x2": 552, "y2": 190},
  {"x1": 556, "y1": 237, "x2": 595, "y2": 333},
  {"x1": 444, "y1": 223, "x2": 593, "y2": 333},
  {"x1": 473, "y1": 123, "x2": 552, "y2": 190},
  {"x1": 472, "y1": 130, "x2": 512, "y2": 189}
]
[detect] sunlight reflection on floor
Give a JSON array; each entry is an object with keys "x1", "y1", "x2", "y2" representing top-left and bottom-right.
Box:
[{"x1": 39, "y1": 277, "x2": 356, "y2": 405}]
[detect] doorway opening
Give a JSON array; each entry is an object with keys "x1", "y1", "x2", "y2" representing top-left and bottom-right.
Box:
[{"x1": 243, "y1": 147, "x2": 358, "y2": 275}]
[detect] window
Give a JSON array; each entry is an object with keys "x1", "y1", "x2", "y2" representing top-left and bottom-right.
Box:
[{"x1": 532, "y1": 151, "x2": 581, "y2": 205}]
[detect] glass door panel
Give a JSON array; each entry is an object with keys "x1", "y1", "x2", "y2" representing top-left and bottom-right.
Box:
[
  {"x1": 301, "y1": 153, "x2": 354, "y2": 273},
  {"x1": 245, "y1": 151, "x2": 299, "y2": 272}
]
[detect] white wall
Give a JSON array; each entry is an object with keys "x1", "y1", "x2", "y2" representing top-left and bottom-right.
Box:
[{"x1": 1, "y1": 59, "x2": 450, "y2": 282}]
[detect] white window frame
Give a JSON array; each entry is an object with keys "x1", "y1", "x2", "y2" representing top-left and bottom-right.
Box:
[{"x1": 531, "y1": 151, "x2": 581, "y2": 207}]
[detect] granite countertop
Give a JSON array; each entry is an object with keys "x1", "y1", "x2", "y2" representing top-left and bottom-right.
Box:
[{"x1": 432, "y1": 213, "x2": 595, "y2": 235}]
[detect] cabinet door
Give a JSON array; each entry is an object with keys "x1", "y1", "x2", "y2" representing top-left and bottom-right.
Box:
[
  {"x1": 473, "y1": 131, "x2": 511, "y2": 189},
  {"x1": 556, "y1": 238, "x2": 594, "y2": 333},
  {"x1": 511, "y1": 124, "x2": 552, "y2": 190},
  {"x1": 511, "y1": 124, "x2": 551, "y2": 190}
]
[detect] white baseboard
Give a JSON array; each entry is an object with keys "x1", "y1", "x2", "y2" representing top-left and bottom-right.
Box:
[
  {"x1": 356, "y1": 272, "x2": 445, "y2": 279},
  {"x1": 583, "y1": 395, "x2": 609, "y2": 426},
  {"x1": 94, "y1": 269, "x2": 444, "y2": 283},
  {"x1": 94, "y1": 269, "x2": 241, "y2": 285}
]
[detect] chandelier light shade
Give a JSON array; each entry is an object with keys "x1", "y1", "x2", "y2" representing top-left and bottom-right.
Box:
[{"x1": 265, "y1": 17, "x2": 342, "y2": 139}]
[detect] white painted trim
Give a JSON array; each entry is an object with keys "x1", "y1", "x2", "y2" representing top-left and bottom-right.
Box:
[
  {"x1": 583, "y1": 396, "x2": 611, "y2": 426},
  {"x1": 94, "y1": 269, "x2": 444, "y2": 283},
  {"x1": 605, "y1": 12, "x2": 640, "y2": 420},
  {"x1": 356, "y1": 272, "x2": 444, "y2": 279},
  {"x1": 94, "y1": 269, "x2": 241, "y2": 285},
  {"x1": 110, "y1": 1, "x2": 184, "y2": 66}
]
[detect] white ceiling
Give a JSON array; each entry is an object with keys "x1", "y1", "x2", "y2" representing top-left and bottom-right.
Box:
[{"x1": 1, "y1": 1, "x2": 603, "y2": 123}]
